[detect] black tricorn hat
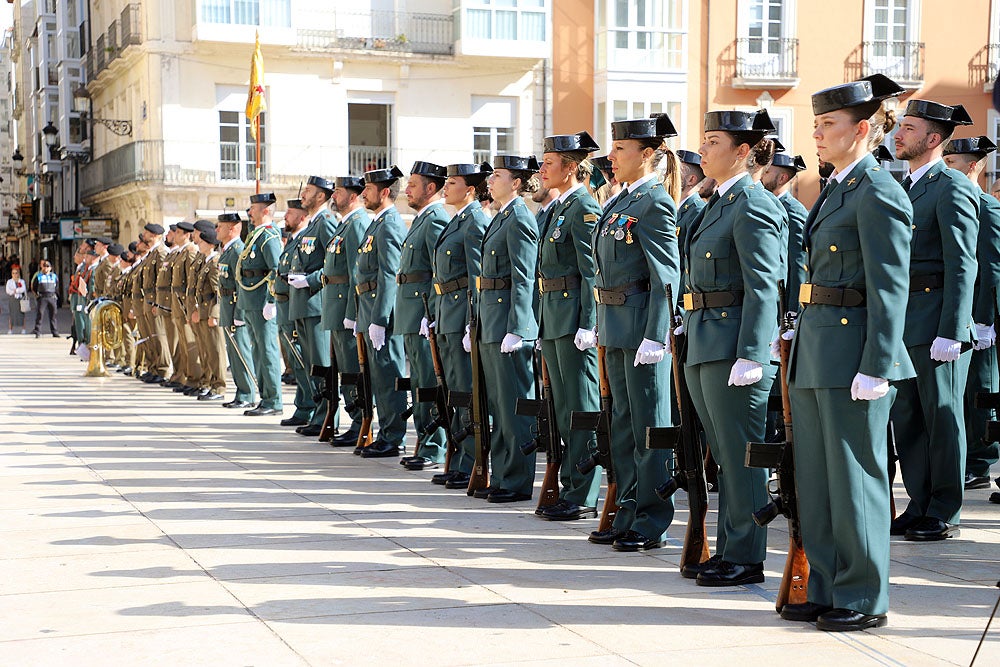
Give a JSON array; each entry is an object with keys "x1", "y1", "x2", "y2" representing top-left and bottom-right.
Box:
[
  {"x1": 903, "y1": 100, "x2": 974, "y2": 127},
  {"x1": 543, "y1": 131, "x2": 600, "y2": 154},
  {"x1": 811, "y1": 74, "x2": 905, "y2": 115},
  {"x1": 611, "y1": 114, "x2": 677, "y2": 141},
  {"x1": 410, "y1": 161, "x2": 448, "y2": 179},
  {"x1": 286, "y1": 199, "x2": 306, "y2": 210},
  {"x1": 943, "y1": 136, "x2": 998, "y2": 158},
  {"x1": 250, "y1": 192, "x2": 277, "y2": 204},
  {"x1": 767, "y1": 136, "x2": 786, "y2": 153},
  {"x1": 194, "y1": 219, "x2": 215, "y2": 233},
  {"x1": 590, "y1": 155, "x2": 613, "y2": 175},
  {"x1": 335, "y1": 176, "x2": 365, "y2": 192},
  {"x1": 871, "y1": 145, "x2": 895, "y2": 162},
  {"x1": 446, "y1": 162, "x2": 493, "y2": 184},
  {"x1": 493, "y1": 155, "x2": 540, "y2": 172},
  {"x1": 676, "y1": 150, "x2": 701, "y2": 166},
  {"x1": 771, "y1": 153, "x2": 807, "y2": 172},
  {"x1": 307, "y1": 176, "x2": 335, "y2": 193},
  {"x1": 363, "y1": 165, "x2": 405, "y2": 185},
  {"x1": 176, "y1": 221, "x2": 195, "y2": 232},
  {"x1": 143, "y1": 223, "x2": 164, "y2": 235},
  {"x1": 217, "y1": 212, "x2": 242, "y2": 223},
  {"x1": 704, "y1": 109, "x2": 776, "y2": 134}
]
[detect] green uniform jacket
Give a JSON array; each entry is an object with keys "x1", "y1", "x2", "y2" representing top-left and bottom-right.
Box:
[
  {"x1": 289, "y1": 209, "x2": 337, "y2": 321},
  {"x1": 684, "y1": 175, "x2": 783, "y2": 366},
  {"x1": 236, "y1": 222, "x2": 281, "y2": 311},
  {"x1": 779, "y1": 191, "x2": 809, "y2": 314},
  {"x1": 433, "y1": 202, "x2": 488, "y2": 335},
  {"x1": 322, "y1": 207, "x2": 370, "y2": 328},
  {"x1": 396, "y1": 202, "x2": 448, "y2": 333},
  {"x1": 594, "y1": 178, "x2": 679, "y2": 349},
  {"x1": 972, "y1": 190, "x2": 1000, "y2": 324},
  {"x1": 275, "y1": 235, "x2": 295, "y2": 316},
  {"x1": 789, "y1": 155, "x2": 916, "y2": 387},
  {"x1": 355, "y1": 206, "x2": 406, "y2": 330},
  {"x1": 676, "y1": 193, "x2": 706, "y2": 288},
  {"x1": 904, "y1": 160, "x2": 980, "y2": 347},
  {"x1": 538, "y1": 186, "x2": 600, "y2": 339},
  {"x1": 479, "y1": 198, "x2": 539, "y2": 343},
  {"x1": 218, "y1": 238, "x2": 245, "y2": 328}
]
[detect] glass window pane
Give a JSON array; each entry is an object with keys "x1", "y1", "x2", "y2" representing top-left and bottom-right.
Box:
[
  {"x1": 613, "y1": 100, "x2": 627, "y2": 121},
  {"x1": 637, "y1": 31, "x2": 647, "y2": 49},
  {"x1": 615, "y1": 30, "x2": 628, "y2": 48},
  {"x1": 496, "y1": 10, "x2": 517, "y2": 39},
  {"x1": 633, "y1": 102, "x2": 643, "y2": 118},
  {"x1": 615, "y1": 0, "x2": 628, "y2": 27},
  {"x1": 520, "y1": 12, "x2": 545, "y2": 41},
  {"x1": 467, "y1": 9, "x2": 491, "y2": 38}
]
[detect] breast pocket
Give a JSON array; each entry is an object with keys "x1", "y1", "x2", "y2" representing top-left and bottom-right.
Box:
[
  {"x1": 693, "y1": 238, "x2": 733, "y2": 287},
  {"x1": 819, "y1": 230, "x2": 862, "y2": 283}
]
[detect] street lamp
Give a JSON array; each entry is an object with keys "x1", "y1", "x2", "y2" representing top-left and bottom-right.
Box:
[
  {"x1": 72, "y1": 84, "x2": 133, "y2": 136},
  {"x1": 12, "y1": 149, "x2": 24, "y2": 173},
  {"x1": 42, "y1": 121, "x2": 59, "y2": 148}
]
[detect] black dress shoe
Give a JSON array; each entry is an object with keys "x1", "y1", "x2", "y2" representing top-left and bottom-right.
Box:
[
  {"x1": 361, "y1": 441, "x2": 401, "y2": 458},
  {"x1": 184, "y1": 386, "x2": 204, "y2": 396},
  {"x1": 904, "y1": 516, "x2": 959, "y2": 541},
  {"x1": 330, "y1": 430, "x2": 360, "y2": 446},
  {"x1": 588, "y1": 528, "x2": 623, "y2": 545},
  {"x1": 296, "y1": 424, "x2": 322, "y2": 437},
  {"x1": 194, "y1": 388, "x2": 211, "y2": 398},
  {"x1": 816, "y1": 608, "x2": 887, "y2": 632},
  {"x1": 405, "y1": 456, "x2": 440, "y2": 471},
  {"x1": 399, "y1": 455, "x2": 420, "y2": 466},
  {"x1": 224, "y1": 400, "x2": 254, "y2": 409},
  {"x1": 535, "y1": 498, "x2": 567, "y2": 517},
  {"x1": 539, "y1": 502, "x2": 597, "y2": 522},
  {"x1": 965, "y1": 473, "x2": 992, "y2": 490},
  {"x1": 280, "y1": 416, "x2": 309, "y2": 427},
  {"x1": 245, "y1": 406, "x2": 280, "y2": 416},
  {"x1": 163, "y1": 381, "x2": 181, "y2": 389},
  {"x1": 680, "y1": 554, "x2": 723, "y2": 580},
  {"x1": 444, "y1": 473, "x2": 471, "y2": 490},
  {"x1": 696, "y1": 560, "x2": 765, "y2": 587},
  {"x1": 432, "y1": 471, "x2": 458, "y2": 485},
  {"x1": 198, "y1": 392, "x2": 224, "y2": 401},
  {"x1": 780, "y1": 601, "x2": 834, "y2": 622},
  {"x1": 486, "y1": 488, "x2": 532, "y2": 503},
  {"x1": 472, "y1": 486, "x2": 493, "y2": 499},
  {"x1": 119, "y1": 366, "x2": 133, "y2": 375},
  {"x1": 889, "y1": 512, "x2": 921, "y2": 536},
  {"x1": 612, "y1": 530, "x2": 665, "y2": 552},
  {"x1": 152, "y1": 375, "x2": 167, "y2": 384}
]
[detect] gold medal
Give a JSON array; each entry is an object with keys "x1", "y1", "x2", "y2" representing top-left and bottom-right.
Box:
[{"x1": 625, "y1": 230, "x2": 633, "y2": 244}]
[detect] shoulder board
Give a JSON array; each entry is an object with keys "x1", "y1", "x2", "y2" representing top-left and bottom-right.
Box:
[{"x1": 583, "y1": 213, "x2": 598, "y2": 223}]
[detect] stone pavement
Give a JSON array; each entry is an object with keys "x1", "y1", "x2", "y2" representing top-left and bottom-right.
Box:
[{"x1": 0, "y1": 333, "x2": 998, "y2": 667}]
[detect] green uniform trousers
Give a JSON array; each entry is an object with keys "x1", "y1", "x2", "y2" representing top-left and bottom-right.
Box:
[
  {"x1": 790, "y1": 385, "x2": 894, "y2": 616},
  {"x1": 965, "y1": 346, "x2": 999, "y2": 477},
  {"x1": 405, "y1": 332, "x2": 446, "y2": 462},
  {"x1": 891, "y1": 345, "x2": 971, "y2": 524},
  {"x1": 331, "y1": 328, "x2": 363, "y2": 434},
  {"x1": 604, "y1": 346, "x2": 674, "y2": 540},
  {"x1": 244, "y1": 309, "x2": 282, "y2": 410},
  {"x1": 540, "y1": 336, "x2": 600, "y2": 507},
  {"x1": 280, "y1": 318, "x2": 314, "y2": 422},
  {"x1": 225, "y1": 323, "x2": 257, "y2": 403},
  {"x1": 685, "y1": 359, "x2": 773, "y2": 564},
  {"x1": 437, "y1": 332, "x2": 474, "y2": 474},
  {"x1": 480, "y1": 341, "x2": 536, "y2": 496},
  {"x1": 366, "y1": 331, "x2": 408, "y2": 448},
  {"x1": 296, "y1": 315, "x2": 331, "y2": 428}
]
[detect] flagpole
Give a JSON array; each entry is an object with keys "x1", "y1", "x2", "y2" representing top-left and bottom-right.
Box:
[{"x1": 255, "y1": 116, "x2": 261, "y2": 195}]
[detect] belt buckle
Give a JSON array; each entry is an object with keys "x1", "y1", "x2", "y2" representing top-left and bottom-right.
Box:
[
  {"x1": 475, "y1": 276, "x2": 482, "y2": 290},
  {"x1": 434, "y1": 283, "x2": 443, "y2": 295},
  {"x1": 537, "y1": 277, "x2": 544, "y2": 293},
  {"x1": 355, "y1": 285, "x2": 362, "y2": 295},
  {"x1": 682, "y1": 293, "x2": 694, "y2": 311},
  {"x1": 799, "y1": 283, "x2": 813, "y2": 305}
]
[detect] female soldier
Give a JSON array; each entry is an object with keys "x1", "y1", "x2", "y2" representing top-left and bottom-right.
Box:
[
  {"x1": 682, "y1": 110, "x2": 785, "y2": 586},
  {"x1": 429, "y1": 162, "x2": 491, "y2": 490},
  {"x1": 783, "y1": 75, "x2": 913, "y2": 631},
  {"x1": 478, "y1": 155, "x2": 540, "y2": 503},
  {"x1": 536, "y1": 131, "x2": 603, "y2": 521},
  {"x1": 590, "y1": 115, "x2": 680, "y2": 551}
]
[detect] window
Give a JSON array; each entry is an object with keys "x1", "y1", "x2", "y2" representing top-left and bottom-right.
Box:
[
  {"x1": 471, "y1": 96, "x2": 516, "y2": 163},
  {"x1": 987, "y1": 110, "x2": 1000, "y2": 189},
  {"x1": 864, "y1": 0, "x2": 922, "y2": 82},
  {"x1": 599, "y1": 0, "x2": 685, "y2": 71},
  {"x1": 218, "y1": 110, "x2": 266, "y2": 181},
  {"x1": 735, "y1": 0, "x2": 797, "y2": 82},
  {"x1": 747, "y1": 0, "x2": 784, "y2": 55},
  {"x1": 465, "y1": 0, "x2": 547, "y2": 42},
  {"x1": 200, "y1": 0, "x2": 291, "y2": 28},
  {"x1": 473, "y1": 127, "x2": 514, "y2": 164},
  {"x1": 605, "y1": 99, "x2": 681, "y2": 150}
]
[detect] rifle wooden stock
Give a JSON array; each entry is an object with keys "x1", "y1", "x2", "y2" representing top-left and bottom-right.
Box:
[
  {"x1": 421, "y1": 293, "x2": 458, "y2": 473},
  {"x1": 570, "y1": 346, "x2": 618, "y2": 533},
  {"x1": 354, "y1": 328, "x2": 375, "y2": 452},
  {"x1": 318, "y1": 335, "x2": 340, "y2": 442},
  {"x1": 466, "y1": 291, "x2": 491, "y2": 496},
  {"x1": 515, "y1": 352, "x2": 561, "y2": 511}
]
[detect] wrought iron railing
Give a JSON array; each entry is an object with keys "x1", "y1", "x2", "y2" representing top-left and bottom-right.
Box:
[
  {"x1": 297, "y1": 9, "x2": 453, "y2": 56},
  {"x1": 862, "y1": 40, "x2": 924, "y2": 83},
  {"x1": 735, "y1": 37, "x2": 798, "y2": 81}
]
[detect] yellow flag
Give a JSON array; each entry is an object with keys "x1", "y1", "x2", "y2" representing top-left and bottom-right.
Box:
[{"x1": 246, "y1": 32, "x2": 266, "y2": 140}]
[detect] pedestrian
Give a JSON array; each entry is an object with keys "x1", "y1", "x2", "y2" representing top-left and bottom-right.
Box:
[
  {"x1": 5, "y1": 266, "x2": 28, "y2": 333},
  {"x1": 30, "y1": 260, "x2": 59, "y2": 337}
]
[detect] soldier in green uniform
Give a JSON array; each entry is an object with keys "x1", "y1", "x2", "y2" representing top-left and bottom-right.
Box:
[
  {"x1": 356, "y1": 166, "x2": 409, "y2": 458},
  {"x1": 288, "y1": 177, "x2": 339, "y2": 437},
  {"x1": 763, "y1": 153, "x2": 810, "y2": 314},
  {"x1": 941, "y1": 137, "x2": 1000, "y2": 490},
  {"x1": 275, "y1": 200, "x2": 313, "y2": 426},
  {"x1": 783, "y1": 74, "x2": 914, "y2": 631},
  {"x1": 397, "y1": 162, "x2": 449, "y2": 470},
  {"x1": 478, "y1": 155, "x2": 540, "y2": 503},
  {"x1": 535, "y1": 132, "x2": 602, "y2": 520},
  {"x1": 217, "y1": 213, "x2": 257, "y2": 409},
  {"x1": 429, "y1": 163, "x2": 491, "y2": 488},
  {"x1": 890, "y1": 100, "x2": 980, "y2": 541},
  {"x1": 237, "y1": 193, "x2": 284, "y2": 416},
  {"x1": 326, "y1": 176, "x2": 371, "y2": 447},
  {"x1": 676, "y1": 151, "x2": 707, "y2": 265}
]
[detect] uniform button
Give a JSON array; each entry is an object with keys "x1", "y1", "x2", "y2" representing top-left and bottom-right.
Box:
[
  {"x1": 894, "y1": 362, "x2": 900, "y2": 366},
  {"x1": 705, "y1": 252, "x2": 712, "y2": 258},
  {"x1": 924, "y1": 288, "x2": 931, "y2": 293},
  {"x1": 491, "y1": 250, "x2": 496, "y2": 255},
  {"x1": 841, "y1": 318, "x2": 849, "y2": 325},
  {"x1": 911, "y1": 224, "x2": 916, "y2": 229},
  {"x1": 563, "y1": 292, "x2": 568, "y2": 297},
  {"x1": 498, "y1": 298, "x2": 503, "y2": 303},
  {"x1": 446, "y1": 250, "x2": 451, "y2": 255},
  {"x1": 829, "y1": 245, "x2": 838, "y2": 252},
  {"x1": 414, "y1": 291, "x2": 419, "y2": 296},
  {"x1": 721, "y1": 312, "x2": 727, "y2": 318},
  {"x1": 409, "y1": 244, "x2": 414, "y2": 248}
]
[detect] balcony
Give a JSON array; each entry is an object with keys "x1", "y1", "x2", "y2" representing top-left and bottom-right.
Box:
[
  {"x1": 86, "y1": 3, "x2": 143, "y2": 85},
  {"x1": 296, "y1": 10, "x2": 453, "y2": 57},
  {"x1": 862, "y1": 40, "x2": 924, "y2": 89},
  {"x1": 120, "y1": 3, "x2": 142, "y2": 47},
  {"x1": 985, "y1": 43, "x2": 1000, "y2": 92},
  {"x1": 733, "y1": 38, "x2": 799, "y2": 89},
  {"x1": 348, "y1": 145, "x2": 390, "y2": 176}
]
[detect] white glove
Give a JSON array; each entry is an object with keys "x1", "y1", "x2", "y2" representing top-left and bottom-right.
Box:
[
  {"x1": 462, "y1": 324, "x2": 471, "y2": 353},
  {"x1": 233, "y1": 319, "x2": 245, "y2": 326},
  {"x1": 929, "y1": 336, "x2": 962, "y2": 363},
  {"x1": 574, "y1": 328, "x2": 597, "y2": 351},
  {"x1": 973, "y1": 323, "x2": 996, "y2": 351},
  {"x1": 262, "y1": 302, "x2": 276, "y2": 321},
  {"x1": 288, "y1": 274, "x2": 309, "y2": 289},
  {"x1": 633, "y1": 338, "x2": 667, "y2": 367},
  {"x1": 674, "y1": 324, "x2": 684, "y2": 336},
  {"x1": 851, "y1": 372, "x2": 890, "y2": 401},
  {"x1": 368, "y1": 323, "x2": 386, "y2": 350},
  {"x1": 500, "y1": 333, "x2": 524, "y2": 354},
  {"x1": 770, "y1": 329, "x2": 795, "y2": 359},
  {"x1": 419, "y1": 317, "x2": 431, "y2": 338},
  {"x1": 343, "y1": 318, "x2": 356, "y2": 333},
  {"x1": 728, "y1": 358, "x2": 763, "y2": 386}
]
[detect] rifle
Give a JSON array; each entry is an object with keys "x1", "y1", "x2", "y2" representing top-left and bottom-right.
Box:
[
  {"x1": 279, "y1": 330, "x2": 306, "y2": 370},
  {"x1": 413, "y1": 294, "x2": 464, "y2": 472},
  {"x1": 317, "y1": 333, "x2": 340, "y2": 442},
  {"x1": 974, "y1": 286, "x2": 1000, "y2": 441},
  {"x1": 571, "y1": 345, "x2": 618, "y2": 533},
  {"x1": 340, "y1": 308, "x2": 374, "y2": 454},
  {"x1": 744, "y1": 281, "x2": 809, "y2": 613},
  {"x1": 450, "y1": 290, "x2": 491, "y2": 496},
  {"x1": 515, "y1": 348, "x2": 561, "y2": 512},
  {"x1": 645, "y1": 284, "x2": 710, "y2": 573}
]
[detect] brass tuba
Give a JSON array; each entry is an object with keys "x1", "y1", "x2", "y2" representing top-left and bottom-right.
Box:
[{"x1": 86, "y1": 299, "x2": 125, "y2": 377}]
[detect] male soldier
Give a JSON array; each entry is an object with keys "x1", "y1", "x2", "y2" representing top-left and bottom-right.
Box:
[
  {"x1": 288, "y1": 177, "x2": 339, "y2": 437},
  {"x1": 275, "y1": 199, "x2": 314, "y2": 427},
  {"x1": 128, "y1": 238, "x2": 149, "y2": 377},
  {"x1": 114, "y1": 245, "x2": 138, "y2": 374},
  {"x1": 326, "y1": 176, "x2": 371, "y2": 446},
  {"x1": 155, "y1": 226, "x2": 181, "y2": 386},
  {"x1": 183, "y1": 220, "x2": 215, "y2": 397},
  {"x1": 190, "y1": 225, "x2": 226, "y2": 401},
  {"x1": 217, "y1": 213, "x2": 257, "y2": 408},
  {"x1": 891, "y1": 101, "x2": 980, "y2": 541},
  {"x1": 397, "y1": 162, "x2": 449, "y2": 469},
  {"x1": 91, "y1": 237, "x2": 114, "y2": 301},
  {"x1": 763, "y1": 153, "x2": 810, "y2": 314},
  {"x1": 675, "y1": 150, "x2": 707, "y2": 287},
  {"x1": 140, "y1": 223, "x2": 172, "y2": 384},
  {"x1": 356, "y1": 166, "x2": 409, "y2": 458},
  {"x1": 942, "y1": 136, "x2": 1000, "y2": 491},
  {"x1": 169, "y1": 221, "x2": 204, "y2": 395},
  {"x1": 533, "y1": 182, "x2": 559, "y2": 227},
  {"x1": 237, "y1": 193, "x2": 283, "y2": 416}
]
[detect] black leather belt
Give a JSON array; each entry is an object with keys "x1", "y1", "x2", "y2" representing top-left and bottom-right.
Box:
[
  {"x1": 356, "y1": 280, "x2": 378, "y2": 295},
  {"x1": 322, "y1": 274, "x2": 350, "y2": 286},
  {"x1": 538, "y1": 275, "x2": 582, "y2": 293},
  {"x1": 799, "y1": 283, "x2": 866, "y2": 307},
  {"x1": 396, "y1": 271, "x2": 432, "y2": 285},
  {"x1": 594, "y1": 280, "x2": 651, "y2": 306},
  {"x1": 220, "y1": 288, "x2": 236, "y2": 297},
  {"x1": 434, "y1": 277, "x2": 468, "y2": 295},
  {"x1": 477, "y1": 276, "x2": 512, "y2": 290},
  {"x1": 910, "y1": 273, "x2": 944, "y2": 293},
  {"x1": 274, "y1": 294, "x2": 289, "y2": 303},
  {"x1": 683, "y1": 290, "x2": 745, "y2": 311},
  {"x1": 242, "y1": 269, "x2": 268, "y2": 278}
]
